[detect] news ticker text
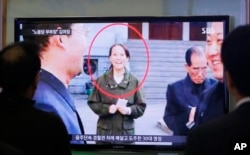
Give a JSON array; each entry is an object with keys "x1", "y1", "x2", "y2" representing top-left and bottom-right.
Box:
[
  {"x1": 72, "y1": 134, "x2": 186, "y2": 143},
  {"x1": 21, "y1": 29, "x2": 71, "y2": 35}
]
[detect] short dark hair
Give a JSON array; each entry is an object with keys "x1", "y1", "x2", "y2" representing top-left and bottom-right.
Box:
[
  {"x1": 185, "y1": 46, "x2": 204, "y2": 66},
  {"x1": 22, "y1": 23, "x2": 72, "y2": 50},
  {"x1": 221, "y1": 25, "x2": 250, "y2": 96},
  {"x1": 0, "y1": 41, "x2": 41, "y2": 95}
]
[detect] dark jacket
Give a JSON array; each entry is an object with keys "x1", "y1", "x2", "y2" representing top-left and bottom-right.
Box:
[
  {"x1": 33, "y1": 69, "x2": 85, "y2": 144},
  {"x1": 185, "y1": 101, "x2": 250, "y2": 155},
  {"x1": 194, "y1": 82, "x2": 227, "y2": 127},
  {"x1": 163, "y1": 74, "x2": 217, "y2": 135},
  {"x1": 0, "y1": 94, "x2": 71, "y2": 155},
  {"x1": 88, "y1": 70, "x2": 146, "y2": 143},
  {"x1": 0, "y1": 141, "x2": 25, "y2": 155}
]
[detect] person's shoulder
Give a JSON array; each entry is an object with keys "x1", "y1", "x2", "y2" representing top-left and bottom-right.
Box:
[
  {"x1": 173, "y1": 78, "x2": 185, "y2": 85},
  {"x1": 32, "y1": 107, "x2": 67, "y2": 130},
  {"x1": 32, "y1": 106, "x2": 59, "y2": 120},
  {"x1": 36, "y1": 80, "x2": 54, "y2": 92},
  {"x1": 168, "y1": 78, "x2": 185, "y2": 88},
  {"x1": 186, "y1": 119, "x2": 226, "y2": 155},
  {"x1": 30, "y1": 108, "x2": 71, "y2": 154},
  {"x1": 202, "y1": 81, "x2": 219, "y2": 95},
  {"x1": 33, "y1": 83, "x2": 58, "y2": 106},
  {"x1": 38, "y1": 69, "x2": 66, "y2": 90},
  {"x1": 192, "y1": 111, "x2": 235, "y2": 136},
  {"x1": 205, "y1": 77, "x2": 217, "y2": 84},
  {"x1": 35, "y1": 71, "x2": 58, "y2": 94},
  {"x1": 34, "y1": 78, "x2": 64, "y2": 103},
  {"x1": 96, "y1": 71, "x2": 109, "y2": 83},
  {"x1": 127, "y1": 72, "x2": 139, "y2": 82},
  {"x1": 188, "y1": 117, "x2": 225, "y2": 146},
  {"x1": 0, "y1": 141, "x2": 25, "y2": 155}
]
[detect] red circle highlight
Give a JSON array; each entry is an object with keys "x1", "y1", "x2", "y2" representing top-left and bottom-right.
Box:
[{"x1": 88, "y1": 23, "x2": 150, "y2": 99}]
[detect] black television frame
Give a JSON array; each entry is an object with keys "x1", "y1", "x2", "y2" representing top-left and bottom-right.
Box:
[{"x1": 14, "y1": 15, "x2": 230, "y2": 153}]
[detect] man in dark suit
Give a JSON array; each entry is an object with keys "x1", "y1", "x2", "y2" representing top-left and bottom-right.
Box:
[
  {"x1": 0, "y1": 41, "x2": 71, "y2": 155},
  {"x1": 23, "y1": 23, "x2": 88, "y2": 143},
  {"x1": 185, "y1": 25, "x2": 250, "y2": 155},
  {"x1": 158, "y1": 46, "x2": 216, "y2": 135},
  {"x1": 194, "y1": 22, "x2": 228, "y2": 127}
]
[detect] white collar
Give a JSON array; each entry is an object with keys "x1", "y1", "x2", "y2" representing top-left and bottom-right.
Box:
[{"x1": 235, "y1": 97, "x2": 250, "y2": 109}]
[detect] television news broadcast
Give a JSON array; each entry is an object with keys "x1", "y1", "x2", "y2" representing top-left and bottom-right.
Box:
[{"x1": 14, "y1": 16, "x2": 229, "y2": 152}]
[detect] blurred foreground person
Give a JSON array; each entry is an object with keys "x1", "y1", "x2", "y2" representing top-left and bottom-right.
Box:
[{"x1": 0, "y1": 41, "x2": 71, "y2": 155}]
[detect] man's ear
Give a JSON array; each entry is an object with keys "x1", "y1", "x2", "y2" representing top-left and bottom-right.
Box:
[
  {"x1": 49, "y1": 35, "x2": 65, "y2": 49},
  {"x1": 184, "y1": 63, "x2": 189, "y2": 72}
]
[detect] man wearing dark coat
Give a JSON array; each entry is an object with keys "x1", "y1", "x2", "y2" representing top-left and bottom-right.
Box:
[
  {"x1": 185, "y1": 24, "x2": 250, "y2": 155},
  {"x1": 194, "y1": 22, "x2": 228, "y2": 128},
  {"x1": 23, "y1": 23, "x2": 88, "y2": 144},
  {"x1": 159, "y1": 46, "x2": 216, "y2": 135}
]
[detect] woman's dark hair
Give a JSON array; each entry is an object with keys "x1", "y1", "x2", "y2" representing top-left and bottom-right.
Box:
[
  {"x1": 108, "y1": 44, "x2": 130, "y2": 70},
  {"x1": 109, "y1": 44, "x2": 130, "y2": 58}
]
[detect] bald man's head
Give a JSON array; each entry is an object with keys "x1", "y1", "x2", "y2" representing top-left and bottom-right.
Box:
[{"x1": 0, "y1": 41, "x2": 41, "y2": 95}]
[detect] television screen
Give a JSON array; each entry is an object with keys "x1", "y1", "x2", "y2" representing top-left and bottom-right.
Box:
[{"x1": 14, "y1": 16, "x2": 230, "y2": 152}]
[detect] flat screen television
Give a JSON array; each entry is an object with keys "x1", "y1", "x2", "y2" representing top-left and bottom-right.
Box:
[{"x1": 14, "y1": 15, "x2": 230, "y2": 153}]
